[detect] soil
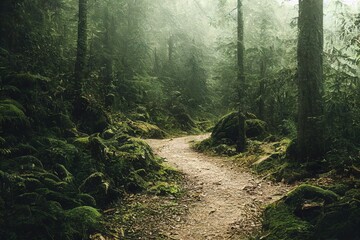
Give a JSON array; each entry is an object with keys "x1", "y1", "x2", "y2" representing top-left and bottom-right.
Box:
[{"x1": 145, "y1": 134, "x2": 290, "y2": 240}]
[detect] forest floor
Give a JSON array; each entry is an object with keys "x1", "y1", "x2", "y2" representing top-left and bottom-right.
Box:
[{"x1": 101, "y1": 134, "x2": 291, "y2": 240}]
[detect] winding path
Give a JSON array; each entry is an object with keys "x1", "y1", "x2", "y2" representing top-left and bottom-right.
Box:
[{"x1": 146, "y1": 135, "x2": 289, "y2": 240}]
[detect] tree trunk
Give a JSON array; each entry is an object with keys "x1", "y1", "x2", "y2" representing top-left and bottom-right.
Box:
[
  {"x1": 236, "y1": 0, "x2": 246, "y2": 152},
  {"x1": 297, "y1": 0, "x2": 324, "y2": 161},
  {"x1": 74, "y1": 0, "x2": 88, "y2": 95},
  {"x1": 258, "y1": 59, "x2": 266, "y2": 120},
  {"x1": 103, "y1": 6, "x2": 114, "y2": 98},
  {"x1": 168, "y1": 35, "x2": 174, "y2": 63}
]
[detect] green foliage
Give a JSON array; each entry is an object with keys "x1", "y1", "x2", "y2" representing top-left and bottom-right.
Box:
[{"x1": 0, "y1": 99, "x2": 30, "y2": 133}]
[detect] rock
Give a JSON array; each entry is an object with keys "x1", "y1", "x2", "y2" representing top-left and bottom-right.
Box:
[
  {"x1": 65, "y1": 206, "x2": 101, "y2": 239},
  {"x1": 211, "y1": 111, "x2": 268, "y2": 145},
  {"x1": 129, "y1": 121, "x2": 166, "y2": 139},
  {"x1": 211, "y1": 111, "x2": 238, "y2": 144},
  {"x1": 245, "y1": 119, "x2": 267, "y2": 138},
  {"x1": 284, "y1": 184, "x2": 339, "y2": 208}
]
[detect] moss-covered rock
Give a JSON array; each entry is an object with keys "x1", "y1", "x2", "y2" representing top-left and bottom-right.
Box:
[
  {"x1": 284, "y1": 184, "x2": 339, "y2": 210},
  {"x1": 125, "y1": 170, "x2": 149, "y2": 193},
  {"x1": 211, "y1": 111, "x2": 238, "y2": 144},
  {"x1": 115, "y1": 137, "x2": 159, "y2": 171},
  {"x1": 129, "y1": 120, "x2": 166, "y2": 139},
  {"x1": 261, "y1": 184, "x2": 345, "y2": 240},
  {"x1": 245, "y1": 118, "x2": 267, "y2": 138},
  {"x1": 65, "y1": 206, "x2": 101, "y2": 239},
  {"x1": 262, "y1": 202, "x2": 314, "y2": 240},
  {"x1": 211, "y1": 111, "x2": 268, "y2": 145}
]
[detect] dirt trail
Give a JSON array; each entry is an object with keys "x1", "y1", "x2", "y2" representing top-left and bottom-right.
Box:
[{"x1": 146, "y1": 134, "x2": 290, "y2": 240}]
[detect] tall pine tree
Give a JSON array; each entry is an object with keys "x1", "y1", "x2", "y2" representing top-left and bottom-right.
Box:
[{"x1": 297, "y1": 0, "x2": 324, "y2": 160}]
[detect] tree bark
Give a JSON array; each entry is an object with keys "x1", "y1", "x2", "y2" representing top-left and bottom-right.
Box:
[
  {"x1": 236, "y1": 0, "x2": 246, "y2": 152},
  {"x1": 297, "y1": 0, "x2": 324, "y2": 160},
  {"x1": 103, "y1": 6, "x2": 114, "y2": 97},
  {"x1": 168, "y1": 35, "x2": 174, "y2": 63},
  {"x1": 74, "y1": 0, "x2": 88, "y2": 95}
]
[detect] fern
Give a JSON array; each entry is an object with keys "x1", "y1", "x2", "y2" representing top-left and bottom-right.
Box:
[
  {"x1": 0, "y1": 99, "x2": 29, "y2": 129},
  {"x1": 0, "y1": 136, "x2": 11, "y2": 156}
]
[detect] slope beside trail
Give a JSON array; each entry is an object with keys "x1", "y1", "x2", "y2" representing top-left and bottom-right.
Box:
[{"x1": 146, "y1": 134, "x2": 290, "y2": 240}]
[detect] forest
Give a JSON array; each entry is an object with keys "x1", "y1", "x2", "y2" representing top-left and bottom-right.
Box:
[{"x1": 0, "y1": 0, "x2": 359, "y2": 239}]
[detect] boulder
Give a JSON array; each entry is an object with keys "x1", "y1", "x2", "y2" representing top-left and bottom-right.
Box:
[{"x1": 211, "y1": 111, "x2": 267, "y2": 144}]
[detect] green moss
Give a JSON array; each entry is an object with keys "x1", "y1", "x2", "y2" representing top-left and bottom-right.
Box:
[
  {"x1": 126, "y1": 170, "x2": 149, "y2": 193},
  {"x1": 284, "y1": 184, "x2": 339, "y2": 209},
  {"x1": 65, "y1": 206, "x2": 101, "y2": 239},
  {"x1": 261, "y1": 185, "x2": 342, "y2": 240},
  {"x1": 327, "y1": 183, "x2": 352, "y2": 196},
  {"x1": 129, "y1": 120, "x2": 166, "y2": 139},
  {"x1": 262, "y1": 202, "x2": 314, "y2": 240},
  {"x1": 116, "y1": 137, "x2": 159, "y2": 171},
  {"x1": 245, "y1": 118, "x2": 267, "y2": 138},
  {"x1": 149, "y1": 181, "x2": 181, "y2": 196},
  {"x1": 211, "y1": 111, "x2": 238, "y2": 143}
]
